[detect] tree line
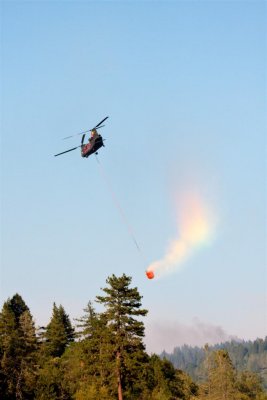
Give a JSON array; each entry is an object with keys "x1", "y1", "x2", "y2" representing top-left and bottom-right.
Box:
[
  {"x1": 161, "y1": 338, "x2": 267, "y2": 390},
  {"x1": 0, "y1": 274, "x2": 266, "y2": 399}
]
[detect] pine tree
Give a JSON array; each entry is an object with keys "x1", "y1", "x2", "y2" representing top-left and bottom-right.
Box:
[
  {"x1": 76, "y1": 301, "x2": 100, "y2": 340},
  {"x1": 96, "y1": 274, "x2": 148, "y2": 400},
  {"x1": 17, "y1": 309, "x2": 38, "y2": 398},
  {"x1": 145, "y1": 354, "x2": 198, "y2": 400},
  {"x1": 0, "y1": 301, "x2": 18, "y2": 399},
  {"x1": 74, "y1": 302, "x2": 113, "y2": 391},
  {"x1": 202, "y1": 349, "x2": 239, "y2": 400},
  {"x1": 8, "y1": 293, "x2": 29, "y2": 323},
  {"x1": 44, "y1": 303, "x2": 74, "y2": 357},
  {"x1": 237, "y1": 370, "x2": 267, "y2": 399},
  {"x1": 35, "y1": 304, "x2": 75, "y2": 399},
  {"x1": 0, "y1": 294, "x2": 37, "y2": 400}
]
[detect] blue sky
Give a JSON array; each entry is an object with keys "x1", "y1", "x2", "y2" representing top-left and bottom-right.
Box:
[{"x1": 1, "y1": 0, "x2": 266, "y2": 353}]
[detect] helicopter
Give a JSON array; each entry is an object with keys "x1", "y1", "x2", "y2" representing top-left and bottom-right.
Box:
[{"x1": 54, "y1": 116, "x2": 109, "y2": 158}]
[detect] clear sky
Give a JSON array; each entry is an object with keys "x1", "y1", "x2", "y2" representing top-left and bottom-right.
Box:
[{"x1": 1, "y1": 0, "x2": 266, "y2": 353}]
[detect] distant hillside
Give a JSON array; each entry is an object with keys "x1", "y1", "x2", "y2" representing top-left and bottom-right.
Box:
[{"x1": 161, "y1": 337, "x2": 267, "y2": 389}]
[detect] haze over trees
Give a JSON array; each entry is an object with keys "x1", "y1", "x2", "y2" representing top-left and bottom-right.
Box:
[
  {"x1": 0, "y1": 275, "x2": 266, "y2": 399},
  {"x1": 161, "y1": 337, "x2": 267, "y2": 391}
]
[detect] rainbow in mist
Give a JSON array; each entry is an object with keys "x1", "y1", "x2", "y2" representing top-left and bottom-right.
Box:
[{"x1": 146, "y1": 193, "x2": 216, "y2": 279}]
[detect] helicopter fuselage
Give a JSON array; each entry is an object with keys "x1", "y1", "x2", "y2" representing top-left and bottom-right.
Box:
[{"x1": 81, "y1": 135, "x2": 104, "y2": 158}]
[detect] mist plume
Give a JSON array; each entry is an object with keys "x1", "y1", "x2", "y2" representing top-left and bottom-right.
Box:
[{"x1": 147, "y1": 192, "x2": 216, "y2": 278}]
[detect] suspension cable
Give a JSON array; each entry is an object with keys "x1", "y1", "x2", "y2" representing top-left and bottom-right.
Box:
[{"x1": 95, "y1": 155, "x2": 143, "y2": 256}]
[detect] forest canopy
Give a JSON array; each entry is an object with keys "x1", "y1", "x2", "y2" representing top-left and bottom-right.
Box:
[{"x1": 0, "y1": 274, "x2": 266, "y2": 400}]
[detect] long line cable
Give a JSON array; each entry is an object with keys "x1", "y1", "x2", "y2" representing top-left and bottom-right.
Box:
[{"x1": 95, "y1": 155, "x2": 144, "y2": 257}]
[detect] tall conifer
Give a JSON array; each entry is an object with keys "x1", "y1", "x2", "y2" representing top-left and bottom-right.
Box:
[
  {"x1": 96, "y1": 274, "x2": 148, "y2": 400},
  {"x1": 0, "y1": 294, "x2": 37, "y2": 399},
  {"x1": 205, "y1": 349, "x2": 238, "y2": 399},
  {"x1": 74, "y1": 302, "x2": 112, "y2": 393},
  {"x1": 44, "y1": 303, "x2": 74, "y2": 357}
]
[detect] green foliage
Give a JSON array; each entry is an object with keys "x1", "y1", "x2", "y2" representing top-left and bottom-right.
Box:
[
  {"x1": 198, "y1": 349, "x2": 267, "y2": 400},
  {"x1": 0, "y1": 294, "x2": 37, "y2": 400},
  {"x1": 237, "y1": 371, "x2": 267, "y2": 400},
  {"x1": 146, "y1": 354, "x2": 199, "y2": 400},
  {"x1": 0, "y1": 285, "x2": 266, "y2": 400},
  {"x1": 43, "y1": 303, "x2": 75, "y2": 357},
  {"x1": 162, "y1": 337, "x2": 267, "y2": 390},
  {"x1": 96, "y1": 274, "x2": 149, "y2": 399},
  {"x1": 205, "y1": 349, "x2": 238, "y2": 399},
  {"x1": 74, "y1": 383, "x2": 110, "y2": 400},
  {"x1": 35, "y1": 357, "x2": 71, "y2": 400},
  {"x1": 65, "y1": 307, "x2": 114, "y2": 397}
]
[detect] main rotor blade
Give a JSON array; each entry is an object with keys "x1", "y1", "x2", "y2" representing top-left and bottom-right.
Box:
[
  {"x1": 54, "y1": 146, "x2": 80, "y2": 157},
  {"x1": 94, "y1": 116, "x2": 109, "y2": 129},
  {"x1": 62, "y1": 115, "x2": 109, "y2": 140},
  {"x1": 62, "y1": 130, "x2": 90, "y2": 140}
]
